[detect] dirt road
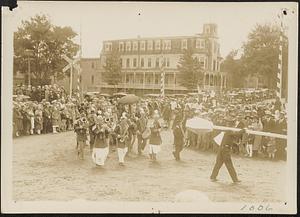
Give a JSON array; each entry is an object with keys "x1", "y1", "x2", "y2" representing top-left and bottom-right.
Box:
[{"x1": 13, "y1": 130, "x2": 287, "y2": 202}]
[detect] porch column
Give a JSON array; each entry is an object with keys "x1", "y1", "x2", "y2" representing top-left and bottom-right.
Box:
[
  {"x1": 173, "y1": 72, "x2": 176, "y2": 92},
  {"x1": 220, "y1": 75, "x2": 223, "y2": 89}
]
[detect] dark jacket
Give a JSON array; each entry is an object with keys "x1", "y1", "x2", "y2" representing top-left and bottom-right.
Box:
[
  {"x1": 149, "y1": 120, "x2": 162, "y2": 145},
  {"x1": 221, "y1": 130, "x2": 245, "y2": 148},
  {"x1": 94, "y1": 129, "x2": 109, "y2": 148}
]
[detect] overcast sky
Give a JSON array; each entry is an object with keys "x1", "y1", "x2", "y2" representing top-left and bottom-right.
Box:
[{"x1": 6, "y1": 1, "x2": 293, "y2": 58}]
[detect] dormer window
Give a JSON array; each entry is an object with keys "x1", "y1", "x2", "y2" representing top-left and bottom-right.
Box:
[{"x1": 205, "y1": 27, "x2": 210, "y2": 33}]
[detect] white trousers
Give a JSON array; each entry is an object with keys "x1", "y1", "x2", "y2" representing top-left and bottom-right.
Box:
[
  {"x1": 30, "y1": 117, "x2": 35, "y2": 130},
  {"x1": 149, "y1": 144, "x2": 161, "y2": 154},
  {"x1": 246, "y1": 143, "x2": 253, "y2": 157},
  {"x1": 117, "y1": 147, "x2": 128, "y2": 163},
  {"x1": 92, "y1": 147, "x2": 109, "y2": 166}
]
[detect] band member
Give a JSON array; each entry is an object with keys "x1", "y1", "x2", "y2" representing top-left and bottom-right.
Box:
[
  {"x1": 74, "y1": 113, "x2": 89, "y2": 160},
  {"x1": 172, "y1": 110, "x2": 185, "y2": 161},
  {"x1": 87, "y1": 108, "x2": 97, "y2": 150},
  {"x1": 148, "y1": 110, "x2": 162, "y2": 162},
  {"x1": 136, "y1": 109, "x2": 148, "y2": 155},
  {"x1": 92, "y1": 116, "x2": 109, "y2": 167},
  {"x1": 127, "y1": 116, "x2": 137, "y2": 154},
  {"x1": 210, "y1": 129, "x2": 245, "y2": 183},
  {"x1": 103, "y1": 110, "x2": 114, "y2": 151},
  {"x1": 114, "y1": 114, "x2": 129, "y2": 166}
]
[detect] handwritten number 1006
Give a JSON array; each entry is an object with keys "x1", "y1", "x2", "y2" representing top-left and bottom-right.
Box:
[{"x1": 241, "y1": 204, "x2": 272, "y2": 212}]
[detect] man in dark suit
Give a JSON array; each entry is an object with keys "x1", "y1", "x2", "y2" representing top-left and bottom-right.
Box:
[{"x1": 210, "y1": 129, "x2": 245, "y2": 183}]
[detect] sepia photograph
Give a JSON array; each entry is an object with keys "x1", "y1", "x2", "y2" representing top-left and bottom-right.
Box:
[{"x1": 1, "y1": 1, "x2": 298, "y2": 214}]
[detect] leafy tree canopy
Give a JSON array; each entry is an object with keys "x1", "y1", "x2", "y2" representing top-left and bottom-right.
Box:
[
  {"x1": 177, "y1": 48, "x2": 204, "y2": 90},
  {"x1": 240, "y1": 23, "x2": 288, "y2": 89},
  {"x1": 222, "y1": 23, "x2": 288, "y2": 90},
  {"x1": 102, "y1": 48, "x2": 122, "y2": 86},
  {"x1": 14, "y1": 14, "x2": 79, "y2": 85}
]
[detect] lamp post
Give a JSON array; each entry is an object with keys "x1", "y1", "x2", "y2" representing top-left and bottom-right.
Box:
[{"x1": 25, "y1": 49, "x2": 34, "y2": 85}]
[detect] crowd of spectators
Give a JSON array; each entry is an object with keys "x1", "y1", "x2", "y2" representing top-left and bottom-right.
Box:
[{"x1": 12, "y1": 85, "x2": 287, "y2": 161}]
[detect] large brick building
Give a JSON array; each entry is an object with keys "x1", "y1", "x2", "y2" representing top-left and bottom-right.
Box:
[
  {"x1": 57, "y1": 57, "x2": 101, "y2": 94},
  {"x1": 97, "y1": 23, "x2": 227, "y2": 95},
  {"x1": 56, "y1": 23, "x2": 227, "y2": 96}
]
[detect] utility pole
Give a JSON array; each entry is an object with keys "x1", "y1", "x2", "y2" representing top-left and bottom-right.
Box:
[
  {"x1": 25, "y1": 49, "x2": 34, "y2": 85},
  {"x1": 62, "y1": 55, "x2": 80, "y2": 98}
]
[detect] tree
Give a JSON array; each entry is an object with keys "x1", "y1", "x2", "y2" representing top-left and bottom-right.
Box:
[
  {"x1": 220, "y1": 50, "x2": 243, "y2": 88},
  {"x1": 177, "y1": 48, "x2": 204, "y2": 90},
  {"x1": 14, "y1": 14, "x2": 79, "y2": 85},
  {"x1": 240, "y1": 23, "x2": 288, "y2": 89},
  {"x1": 102, "y1": 48, "x2": 122, "y2": 89}
]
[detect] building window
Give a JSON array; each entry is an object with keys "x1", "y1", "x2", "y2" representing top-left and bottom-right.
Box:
[
  {"x1": 91, "y1": 75, "x2": 94, "y2": 85},
  {"x1": 146, "y1": 75, "x2": 151, "y2": 84},
  {"x1": 133, "y1": 41, "x2": 138, "y2": 51},
  {"x1": 148, "y1": 58, "x2": 152, "y2": 67},
  {"x1": 140, "y1": 41, "x2": 145, "y2": 51},
  {"x1": 105, "y1": 43, "x2": 112, "y2": 51},
  {"x1": 205, "y1": 27, "x2": 210, "y2": 34},
  {"x1": 166, "y1": 58, "x2": 170, "y2": 67},
  {"x1": 155, "y1": 74, "x2": 159, "y2": 84},
  {"x1": 155, "y1": 40, "x2": 161, "y2": 50},
  {"x1": 133, "y1": 58, "x2": 137, "y2": 67},
  {"x1": 213, "y1": 60, "x2": 216, "y2": 71},
  {"x1": 126, "y1": 42, "x2": 131, "y2": 51},
  {"x1": 140, "y1": 76, "x2": 143, "y2": 84},
  {"x1": 181, "y1": 39, "x2": 187, "y2": 49},
  {"x1": 126, "y1": 58, "x2": 130, "y2": 68},
  {"x1": 196, "y1": 39, "x2": 201, "y2": 49},
  {"x1": 214, "y1": 42, "x2": 218, "y2": 53},
  {"x1": 165, "y1": 75, "x2": 169, "y2": 84},
  {"x1": 141, "y1": 58, "x2": 144, "y2": 67},
  {"x1": 119, "y1": 58, "x2": 123, "y2": 67},
  {"x1": 199, "y1": 57, "x2": 205, "y2": 68},
  {"x1": 91, "y1": 62, "x2": 95, "y2": 68},
  {"x1": 126, "y1": 75, "x2": 130, "y2": 83},
  {"x1": 201, "y1": 40, "x2": 205, "y2": 48},
  {"x1": 147, "y1": 40, "x2": 153, "y2": 50},
  {"x1": 162, "y1": 57, "x2": 166, "y2": 67},
  {"x1": 119, "y1": 42, "x2": 124, "y2": 51},
  {"x1": 163, "y1": 40, "x2": 171, "y2": 50},
  {"x1": 155, "y1": 58, "x2": 160, "y2": 68}
]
